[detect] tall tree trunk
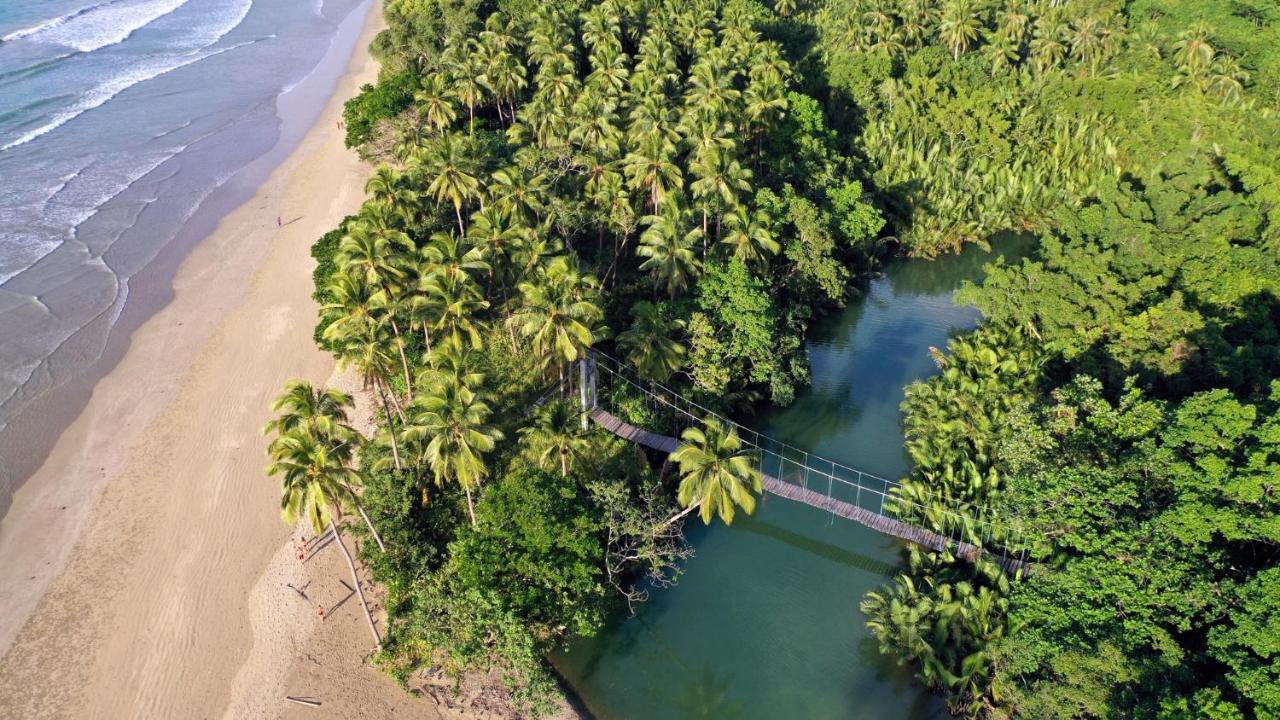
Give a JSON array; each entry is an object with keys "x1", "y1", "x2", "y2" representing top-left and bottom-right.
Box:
[
  {"x1": 579, "y1": 357, "x2": 591, "y2": 430},
  {"x1": 383, "y1": 381, "x2": 408, "y2": 424},
  {"x1": 604, "y1": 232, "x2": 630, "y2": 288},
  {"x1": 341, "y1": 480, "x2": 387, "y2": 553},
  {"x1": 454, "y1": 202, "x2": 466, "y2": 236},
  {"x1": 329, "y1": 519, "x2": 381, "y2": 648},
  {"x1": 423, "y1": 325, "x2": 434, "y2": 364},
  {"x1": 662, "y1": 502, "x2": 700, "y2": 528},
  {"x1": 388, "y1": 316, "x2": 413, "y2": 398},
  {"x1": 464, "y1": 485, "x2": 477, "y2": 526},
  {"x1": 374, "y1": 378, "x2": 403, "y2": 471}
]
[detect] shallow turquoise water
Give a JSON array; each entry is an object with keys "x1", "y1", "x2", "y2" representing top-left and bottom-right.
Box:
[
  {"x1": 555, "y1": 237, "x2": 1033, "y2": 719},
  {"x1": 0, "y1": 0, "x2": 368, "y2": 503}
]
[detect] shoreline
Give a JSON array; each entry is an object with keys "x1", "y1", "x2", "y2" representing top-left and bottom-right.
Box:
[
  {"x1": 0, "y1": 0, "x2": 374, "y2": 652},
  {"x1": 0, "y1": 2, "x2": 436, "y2": 717},
  {"x1": 0, "y1": 0, "x2": 372, "y2": 518}
]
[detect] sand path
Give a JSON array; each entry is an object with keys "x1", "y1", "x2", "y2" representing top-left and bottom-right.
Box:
[{"x1": 0, "y1": 4, "x2": 444, "y2": 718}]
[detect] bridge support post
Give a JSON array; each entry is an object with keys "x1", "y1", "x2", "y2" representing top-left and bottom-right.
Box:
[{"x1": 579, "y1": 355, "x2": 597, "y2": 430}]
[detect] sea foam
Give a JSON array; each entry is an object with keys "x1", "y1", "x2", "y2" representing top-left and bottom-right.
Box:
[
  {"x1": 7, "y1": 0, "x2": 192, "y2": 54},
  {"x1": 0, "y1": 0, "x2": 255, "y2": 152}
]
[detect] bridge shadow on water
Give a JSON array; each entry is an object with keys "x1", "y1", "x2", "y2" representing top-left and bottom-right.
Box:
[{"x1": 733, "y1": 511, "x2": 901, "y2": 579}]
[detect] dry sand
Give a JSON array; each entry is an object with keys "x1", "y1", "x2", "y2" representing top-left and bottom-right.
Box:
[{"x1": 0, "y1": 3, "x2": 450, "y2": 717}]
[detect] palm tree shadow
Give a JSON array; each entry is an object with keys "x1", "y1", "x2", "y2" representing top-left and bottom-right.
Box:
[
  {"x1": 855, "y1": 635, "x2": 945, "y2": 719},
  {"x1": 670, "y1": 665, "x2": 746, "y2": 720}
]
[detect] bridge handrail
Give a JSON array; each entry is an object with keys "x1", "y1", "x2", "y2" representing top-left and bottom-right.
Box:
[
  {"x1": 587, "y1": 349, "x2": 1017, "y2": 546},
  {"x1": 590, "y1": 349, "x2": 897, "y2": 483}
]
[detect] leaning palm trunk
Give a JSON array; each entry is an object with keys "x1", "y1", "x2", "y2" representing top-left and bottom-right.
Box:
[
  {"x1": 329, "y1": 519, "x2": 381, "y2": 648},
  {"x1": 340, "y1": 479, "x2": 386, "y2": 552},
  {"x1": 464, "y1": 485, "x2": 477, "y2": 526},
  {"x1": 662, "y1": 502, "x2": 700, "y2": 528},
  {"x1": 373, "y1": 378, "x2": 403, "y2": 471},
  {"x1": 387, "y1": 316, "x2": 413, "y2": 397}
]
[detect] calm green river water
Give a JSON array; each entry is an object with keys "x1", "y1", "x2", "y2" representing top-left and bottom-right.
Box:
[{"x1": 555, "y1": 238, "x2": 1032, "y2": 719}]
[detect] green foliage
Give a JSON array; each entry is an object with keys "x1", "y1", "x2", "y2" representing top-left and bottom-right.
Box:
[
  {"x1": 310, "y1": 215, "x2": 356, "y2": 349},
  {"x1": 690, "y1": 260, "x2": 804, "y2": 403},
  {"x1": 342, "y1": 70, "x2": 420, "y2": 149},
  {"x1": 450, "y1": 467, "x2": 606, "y2": 636},
  {"x1": 814, "y1": 0, "x2": 1280, "y2": 257},
  {"x1": 1208, "y1": 569, "x2": 1280, "y2": 719},
  {"x1": 858, "y1": 37, "x2": 1280, "y2": 711}
]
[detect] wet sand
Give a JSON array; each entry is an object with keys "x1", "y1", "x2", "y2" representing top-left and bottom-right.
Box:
[{"x1": 0, "y1": 3, "x2": 445, "y2": 717}]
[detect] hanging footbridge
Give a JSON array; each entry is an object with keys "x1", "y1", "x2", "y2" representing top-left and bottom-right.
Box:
[{"x1": 575, "y1": 350, "x2": 1031, "y2": 574}]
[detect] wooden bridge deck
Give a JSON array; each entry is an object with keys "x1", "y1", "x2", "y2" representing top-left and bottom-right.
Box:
[{"x1": 589, "y1": 408, "x2": 1029, "y2": 574}]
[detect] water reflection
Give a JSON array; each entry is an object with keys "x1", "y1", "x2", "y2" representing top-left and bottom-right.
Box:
[{"x1": 556, "y1": 237, "x2": 1036, "y2": 719}]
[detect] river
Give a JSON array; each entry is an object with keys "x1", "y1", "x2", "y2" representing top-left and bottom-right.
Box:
[{"x1": 554, "y1": 236, "x2": 1034, "y2": 719}]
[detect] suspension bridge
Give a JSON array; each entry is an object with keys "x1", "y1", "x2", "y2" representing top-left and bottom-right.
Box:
[{"x1": 576, "y1": 350, "x2": 1030, "y2": 574}]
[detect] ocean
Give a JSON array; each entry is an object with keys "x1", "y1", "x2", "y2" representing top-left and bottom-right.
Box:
[{"x1": 0, "y1": 0, "x2": 368, "y2": 508}]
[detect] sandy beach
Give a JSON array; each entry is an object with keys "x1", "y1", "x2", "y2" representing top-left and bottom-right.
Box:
[{"x1": 0, "y1": 3, "x2": 447, "y2": 717}]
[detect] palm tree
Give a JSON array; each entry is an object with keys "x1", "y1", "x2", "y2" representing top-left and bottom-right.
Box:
[
  {"x1": 623, "y1": 135, "x2": 683, "y2": 211},
  {"x1": 489, "y1": 166, "x2": 549, "y2": 227},
  {"x1": 637, "y1": 209, "x2": 703, "y2": 297},
  {"x1": 401, "y1": 381, "x2": 503, "y2": 524},
  {"x1": 264, "y1": 380, "x2": 386, "y2": 552},
  {"x1": 510, "y1": 256, "x2": 605, "y2": 386},
  {"x1": 485, "y1": 50, "x2": 528, "y2": 125},
  {"x1": 1029, "y1": 20, "x2": 1067, "y2": 73},
  {"x1": 683, "y1": 59, "x2": 741, "y2": 130},
  {"x1": 667, "y1": 418, "x2": 762, "y2": 526},
  {"x1": 719, "y1": 207, "x2": 779, "y2": 267},
  {"x1": 415, "y1": 73, "x2": 459, "y2": 133},
  {"x1": 329, "y1": 328, "x2": 405, "y2": 471},
  {"x1": 336, "y1": 223, "x2": 415, "y2": 395},
  {"x1": 938, "y1": 0, "x2": 982, "y2": 61},
  {"x1": 466, "y1": 206, "x2": 526, "y2": 292},
  {"x1": 266, "y1": 431, "x2": 380, "y2": 647},
  {"x1": 264, "y1": 379, "x2": 355, "y2": 442},
  {"x1": 689, "y1": 147, "x2": 752, "y2": 239},
  {"x1": 448, "y1": 46, "x2": 490, "y2": 134},
  {"x1": 617, "y1": 300, "x2": 686, "y2": 382},
  {"x1": 418, "y1": 343, "x2": 484, "y2": 395},
  {"x1": 1068, "y1": 15, "x2": 1107, "y2": 71},
  {"x1": 519, "y1": 399, "x2": 589, "y2": 476},
  {"x1": 1172, "y1": 22, "x2": 1215, "y2": 78},
  {"x1": 421, "y1": 231, "x2": 489, "y2": 290},
  {"x1": 982, "y1": 29, "x2": 1019, "y2": 74},
  {"x1": 364, "y1": 165, "x2": 417, "y2": 224},
  {"x1": 421, "y1": 272, "x2": 490, "y2": 351},
  {"x1": 412, "y1": 134, "x2": 482, "y2": 235}
]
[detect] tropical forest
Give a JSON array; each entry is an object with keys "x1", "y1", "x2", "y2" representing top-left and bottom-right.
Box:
[{"x1": 262, "y1": 0, "x2": 1280, "y2": 716}]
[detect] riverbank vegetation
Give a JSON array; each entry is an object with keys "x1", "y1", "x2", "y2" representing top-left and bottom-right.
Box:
[
  {"x1": 838, "y1": 1, "x2": 1280, "y2": 718},
  {"x1": 284, "y1": 0, "x2": 880, "y2": 712},
  {"x1": 271, "y1": 0, "x2": 1279, "y2": 716}
]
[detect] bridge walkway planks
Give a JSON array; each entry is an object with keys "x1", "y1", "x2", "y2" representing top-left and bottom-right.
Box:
[{"x1": 588, "y1": 408, "x2": 1030, "y2": 574}]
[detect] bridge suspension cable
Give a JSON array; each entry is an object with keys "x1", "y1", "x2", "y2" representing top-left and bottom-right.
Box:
[{"x1": 580, "y1": 349, "x2": 1030, "y2": 573}]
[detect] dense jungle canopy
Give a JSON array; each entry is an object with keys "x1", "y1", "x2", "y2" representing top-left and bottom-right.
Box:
[{"x1": 265, "y1": 0, "x2": 1280, "y2": 716}]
